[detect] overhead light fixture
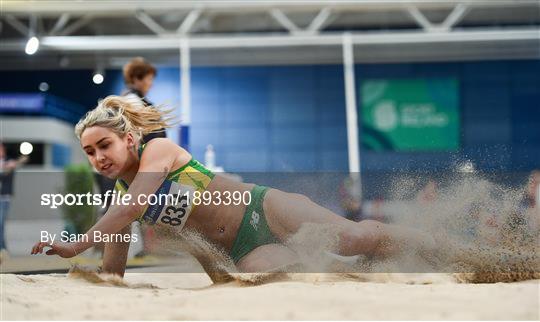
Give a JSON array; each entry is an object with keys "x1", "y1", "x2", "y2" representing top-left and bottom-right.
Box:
[
  {"x1": 93, "y1": 59, "x2": 106, "y2": 84},
  {"x1": 25, "y1": 36, "x2": 39, "y2": 55},
  {"x1": 25, "y1": 15, "x2": 39, "y2": 55},
  {"x1": 20, "y1": 142, "x2": 34, "y2": 155},
  {"x1": 92, "y1": 70, "x2": 104, "y2": 84},
  {"x1": 38, "y1": 82, "x2": 49, "y2": 92}
]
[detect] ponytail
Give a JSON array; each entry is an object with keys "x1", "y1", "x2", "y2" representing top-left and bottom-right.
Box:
[{"x1": 75, "y1": 95, "x2": 174, "y2": 140}]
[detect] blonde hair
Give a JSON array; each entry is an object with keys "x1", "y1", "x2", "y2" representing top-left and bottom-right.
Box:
[{"x1": 75, "y1": 95, "x2": 173, "y2": 141}]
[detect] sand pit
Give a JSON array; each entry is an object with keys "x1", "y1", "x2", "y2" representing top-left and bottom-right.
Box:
[
  {"x1": 2, "y1": 175, "x2": 538, "y2": 320},
  {"x1": 1, "y1": 271, "x2": 538, "y2": 320}
]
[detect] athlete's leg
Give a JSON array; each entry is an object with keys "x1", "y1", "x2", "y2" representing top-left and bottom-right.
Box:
[
  {"x1": 236, "y1": 243, "x2": 299, "y2": 273},
  {"x1": 263, "y1": 189, "x2": 435, "y2": 258}
]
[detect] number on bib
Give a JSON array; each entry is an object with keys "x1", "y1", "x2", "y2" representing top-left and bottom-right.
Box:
[{"x1": 141, "y1": 180, "x2": 195, "y2": 232}]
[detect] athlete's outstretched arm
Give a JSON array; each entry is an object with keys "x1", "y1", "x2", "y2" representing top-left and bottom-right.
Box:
[{"x1": 31, "y1": 139, "x2": 189, "y2": 257}]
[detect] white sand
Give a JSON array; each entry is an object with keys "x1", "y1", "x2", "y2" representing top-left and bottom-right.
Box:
[{"x1": 1, "y1": 272, "x2": 538, "y2": 320}]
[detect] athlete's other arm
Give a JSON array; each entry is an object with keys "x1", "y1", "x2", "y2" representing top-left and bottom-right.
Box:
[{"x1": 32, "y1": 139, "x2": 189, "y2": 257}]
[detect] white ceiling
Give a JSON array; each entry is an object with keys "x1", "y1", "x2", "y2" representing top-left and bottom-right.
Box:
[{"x1": 1, "y1": 0, "x2": 539, "y2": 70}]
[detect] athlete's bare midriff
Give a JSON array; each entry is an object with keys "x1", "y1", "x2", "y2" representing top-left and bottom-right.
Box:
[{"x1": 182, "y1": 174, "x2": 255, "y2": 253}]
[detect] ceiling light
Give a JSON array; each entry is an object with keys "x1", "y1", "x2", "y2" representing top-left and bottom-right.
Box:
[
  {"x1": 92, "y1": 71, "x2": 104, "y2": 85},
  {"x1": 38, "y1": 82, "x2": 49, "y2": 92},
  {"x1": 20, "y1": 142, "x2": 33, "y2": 155},
  {"x1": 25, "y1": 36, "x2": 39, "y2": 55}
]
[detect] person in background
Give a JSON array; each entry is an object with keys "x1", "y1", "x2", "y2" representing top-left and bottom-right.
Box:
[
  {"x1": 122, "y1": 57, "x2": 166, "y2": 143},
  {"x1": 0, "y1": 142, "x2": 28, "y2": 261},
  {"x1": 121, "y1": 57, "x2": 165, "y2": 257}
]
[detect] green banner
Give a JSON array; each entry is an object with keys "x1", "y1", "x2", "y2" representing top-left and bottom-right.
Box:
[{"x1": 361, "y1": 78, "x2": 459, "y2": 151}]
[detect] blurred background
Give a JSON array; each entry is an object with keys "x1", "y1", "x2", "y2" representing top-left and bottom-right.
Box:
[{"x1": 0, "y1": 1, "x2": 538, "y2": 263}]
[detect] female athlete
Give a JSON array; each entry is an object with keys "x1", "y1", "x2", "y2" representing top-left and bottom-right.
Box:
[{"x1": 31, "y1": 96, "x2": 435, "y2": 276}]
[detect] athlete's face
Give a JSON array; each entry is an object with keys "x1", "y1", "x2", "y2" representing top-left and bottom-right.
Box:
[{"x1": 80, "y1": 126, "x2": 136, "y2": 179}]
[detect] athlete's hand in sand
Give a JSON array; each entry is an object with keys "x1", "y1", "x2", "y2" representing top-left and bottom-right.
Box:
[{"x1": 30, "y1": 241, "x2": 78, "y2": 258}]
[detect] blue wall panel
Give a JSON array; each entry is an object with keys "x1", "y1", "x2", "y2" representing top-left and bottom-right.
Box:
[
  {"x1": 52, "y1": 143, "x2": 71, "y2": 168},
  {"x1": 1, "y1": 60, "x2": 539, "y2": 173},
  {"x1": 354, "y1": 60, "x2": 539, "y2": 173}
]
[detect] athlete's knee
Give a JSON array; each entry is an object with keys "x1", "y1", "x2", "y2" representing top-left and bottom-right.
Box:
[
  {"x1": 360, "y1": 220, "x2": 388, "y2": 234},
  {"x1": 338, "y1": 220, "x2": 388, "y2": 256},
  {"x1": 236, "y1": 244, "x2": 298, "y2": 273},
  {"x1": 236, "y1": 254, "x2": 280, "y2": 273}
]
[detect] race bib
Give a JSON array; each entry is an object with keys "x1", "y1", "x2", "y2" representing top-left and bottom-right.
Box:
[{"x1": 140, "y1": 180, "x2": 195, "y2": 231}]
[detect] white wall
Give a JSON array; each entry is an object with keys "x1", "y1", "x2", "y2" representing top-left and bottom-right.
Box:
[
  {"x1": 1, "y1": 117, "x2": 91, "y2": 221},
  {"x1": 0, "y1": 116, "x2": 87, "y2": 166}
]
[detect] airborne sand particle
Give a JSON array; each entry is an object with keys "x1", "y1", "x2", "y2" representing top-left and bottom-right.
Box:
[{"x1": 69, "y1": 175, "x2": 538, "y2": 286}]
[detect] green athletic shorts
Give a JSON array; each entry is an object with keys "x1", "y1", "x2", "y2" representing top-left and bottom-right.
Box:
[{"x1": 229, "y1": 185, "x2": 279, "y2": 263}]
